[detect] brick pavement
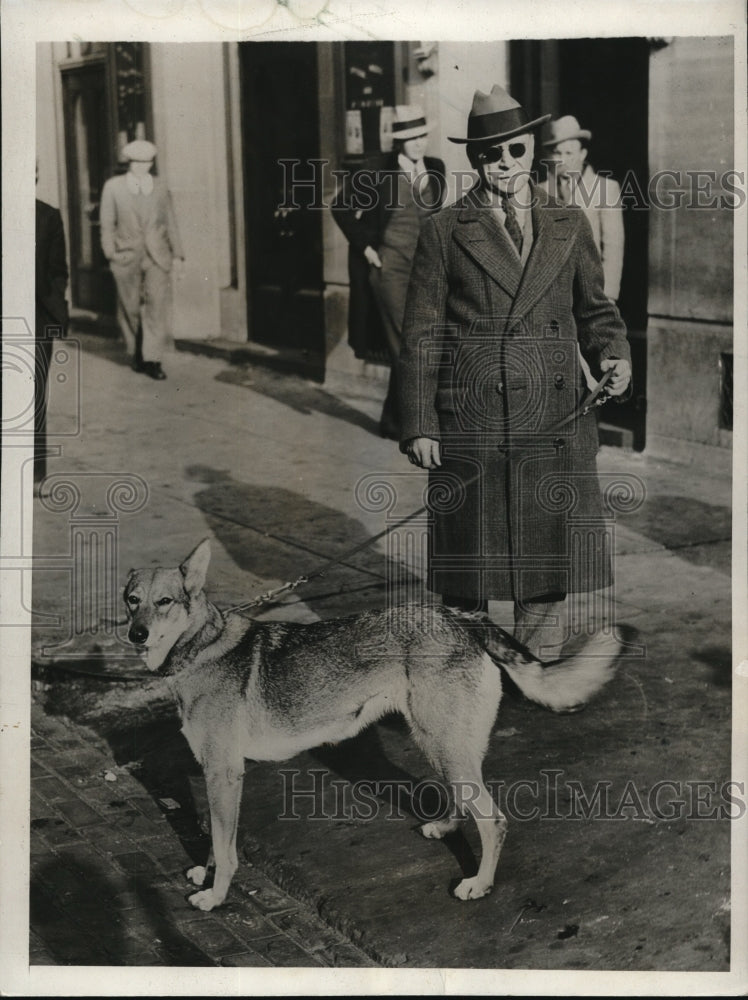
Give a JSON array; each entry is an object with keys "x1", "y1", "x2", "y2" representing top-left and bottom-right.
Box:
[{"x1": 29, "y1": 698, "x2": 378, "y2": 968}]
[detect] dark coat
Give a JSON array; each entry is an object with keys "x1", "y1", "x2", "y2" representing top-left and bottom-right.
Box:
[
  {"x1": 398, "y1": 184, "x2": 631, "y2": 601},
  {"x1": 331, "y1": 153, "x2": 447, "y2": 358},
  {"x1": 35, "y1": 199, "x2": 69, "y2": 481},
  {"x1": 36, "y1": 199, "x2": 69, "y2": 335}
]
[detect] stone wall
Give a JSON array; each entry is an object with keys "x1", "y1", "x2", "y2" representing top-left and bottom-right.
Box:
[{"x1": 647, "y1": 36, "x2": 734, "y2": 468}]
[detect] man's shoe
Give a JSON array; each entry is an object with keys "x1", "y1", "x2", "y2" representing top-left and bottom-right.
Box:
[
  {"x1": 131, "y1": 357, "x2": 146, "y2": 373},
  {"x1": 144, "y1": 362, "x2": 166, "y2": 380}
]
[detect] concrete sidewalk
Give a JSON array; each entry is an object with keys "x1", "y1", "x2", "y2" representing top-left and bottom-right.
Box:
[{"x1": 25, "y1": 330, "x2": 734, "y2": 972}]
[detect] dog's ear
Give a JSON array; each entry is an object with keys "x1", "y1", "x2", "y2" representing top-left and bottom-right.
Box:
[{"x1": 180, "y1": 538, "x2": 211, "y2": 596}]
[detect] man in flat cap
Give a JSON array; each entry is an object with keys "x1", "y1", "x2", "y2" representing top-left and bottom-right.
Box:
[
  {"x1": 398, "y1": 84, "x2": 631, "y2": 659},
  {"x1": 100, "y1": 139, "x2": 185, "y2": 380},
  {"x1": 541, "y1": 115, "x2": 624, "y2": 302}
]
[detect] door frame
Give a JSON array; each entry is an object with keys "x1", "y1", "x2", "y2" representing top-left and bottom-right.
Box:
[
  {"x1": 60, "y1": 55, "x2": 117, "y2": 315},
  {"x1": 238, "y1": 41, "x2": 326, "y2": 376}
]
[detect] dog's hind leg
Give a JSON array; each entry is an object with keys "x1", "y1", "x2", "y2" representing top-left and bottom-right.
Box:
[
  {"x1": 421, "y1": 812, "x2": 464, "y2": 840},
  {"x1": 188, "y1": 761, "x2": 244, "y2": 912},
  {"x1": 408, "y1": 650, "x2": 505, "y2": 899}
]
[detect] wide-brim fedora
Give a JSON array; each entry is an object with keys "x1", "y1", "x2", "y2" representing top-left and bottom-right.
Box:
[
  {"x1": 390, "y1": 104, "x2": 432, "y2": 141},
  {"x1": 448, "y1": 84, "x2": 550, "y2": 144},
  {"x1": 542, "y1": 115, "x2": 592, "y2": 146}
]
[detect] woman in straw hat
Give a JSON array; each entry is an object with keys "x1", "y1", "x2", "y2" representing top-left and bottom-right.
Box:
[
  {"x1": 398, "y1": 85, "x2": 631, "y2": 659},
  {"x1": 332, "y1": 106, "x2": 446, "y2": 438}
]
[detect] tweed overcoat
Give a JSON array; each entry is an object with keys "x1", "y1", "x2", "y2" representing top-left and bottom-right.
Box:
[
  {"x1": 398, "y1": 184, "x2": 631, "y2": 602},
  {"x1": 331, "y1": 153, "x2": 447, "y2": 358}
]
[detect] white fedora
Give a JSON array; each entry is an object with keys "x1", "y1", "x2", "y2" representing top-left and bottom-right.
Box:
[{"x1": 542, "y1": 116, "x2": 592, "y2": 147}]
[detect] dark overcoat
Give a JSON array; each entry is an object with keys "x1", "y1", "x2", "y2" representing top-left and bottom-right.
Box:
[
  {"x1": 331, "y1": 153, "x2": 447, "y2": 358},
  {"x1": 398, "y1": 184, "x2": 631, "y2": 602},
  {"x1": 35, "y1": 199, "x2": 69, "y2": 481}
]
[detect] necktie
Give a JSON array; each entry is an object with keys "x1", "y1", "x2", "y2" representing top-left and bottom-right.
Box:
[{"x1": 501, "y1": 194, "x2": 523, "y2": 255}]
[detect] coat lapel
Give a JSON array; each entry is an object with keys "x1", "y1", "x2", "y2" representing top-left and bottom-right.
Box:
[
  {"x1": 452, "y1": 191, "x2": 523, "y2": 299},
  {"x1": 510, "y1": 189, "x2": 577, "y2": 320}
]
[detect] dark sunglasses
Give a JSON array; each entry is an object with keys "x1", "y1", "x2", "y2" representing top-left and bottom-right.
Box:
[{"x1": 476, "y1": 142, "x2": 527, "y2": 165}]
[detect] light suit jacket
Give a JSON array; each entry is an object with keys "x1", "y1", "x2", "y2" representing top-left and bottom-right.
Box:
[
  {"x1": 541, "y1": 165, "x2": 624, "y2": 300},
  {"x1": 100, "y1": 173, "x2": 184, "y2": 272}
]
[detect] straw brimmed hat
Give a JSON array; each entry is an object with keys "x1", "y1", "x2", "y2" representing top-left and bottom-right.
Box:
[{"x1": 391, "y1": 105, "x2": 431, "y2": 141}]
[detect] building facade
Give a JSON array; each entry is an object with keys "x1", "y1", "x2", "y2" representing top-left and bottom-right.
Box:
[{"x1": 36, "y1": 37, "x2": 737, "y2": 469}]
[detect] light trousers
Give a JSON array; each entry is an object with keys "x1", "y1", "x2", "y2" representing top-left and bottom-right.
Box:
[{"x1": 111, "y1": 254, "x2": 170, "y2": 362}]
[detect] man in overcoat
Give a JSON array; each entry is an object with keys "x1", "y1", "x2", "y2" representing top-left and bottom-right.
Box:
[
  {"x1": 35, "y1": 190, "x2": 69, "y2": 485},
  {"x1": 332, "y1": 109, "x2": 446, "y2": 437},
  {"x1": 541, "y1": 115, "x2": 625, "y2": 302},
  {"x1": 398, "y1": 85, "x2": 632, "y2": 658},
  {"x1": 100, "y1": 140, "x2": 184, "y2": 380}
]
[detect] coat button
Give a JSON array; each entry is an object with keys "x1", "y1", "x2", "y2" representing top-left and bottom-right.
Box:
[
  {"x1": 553, "y1": 437, "x2": 565, "y2": 450},
  {"x1": 549, "y1": 320, "x2": 560, "y2": 331},
  {"x1": 554, "y1": 373, "x2": 564, "y2": 388}
]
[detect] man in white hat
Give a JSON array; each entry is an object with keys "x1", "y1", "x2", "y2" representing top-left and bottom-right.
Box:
[
  {"x1": 100, "y1": 139, "x2": 185, "y2": 380},
  {"x1": 398, "y1": 85, "x2": 631, "y2": 659},
  {"x1": 541, "y1": 115, "x2": 624, "y2": 302}
]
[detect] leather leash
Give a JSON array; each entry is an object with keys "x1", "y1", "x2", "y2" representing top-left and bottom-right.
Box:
[{"x1": 226, "y1": 369, "x2": 615, "y2": 615}]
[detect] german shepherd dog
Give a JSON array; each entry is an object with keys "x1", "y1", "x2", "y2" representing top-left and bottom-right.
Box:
[{"x1": 124, "y1": 540, "x2": 620, "y2": 910}]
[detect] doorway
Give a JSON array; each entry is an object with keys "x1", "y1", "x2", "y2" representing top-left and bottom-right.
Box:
[
  {"x1": 511, "y1": 37, "x2": 650, "y2": 449},
  {"x1": 61, "y1": 60, "x2": 117, "y2": 315},
  {"x1": 239, "y1": 42, "x2": 326, "y2": 374}
]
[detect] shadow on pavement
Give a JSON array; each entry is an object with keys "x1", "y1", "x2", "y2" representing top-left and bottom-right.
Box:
[
  {"x1": 691, "y1": 645, "x2": 732, "y2": 688},
  {"x1": 30, "y1": 855, "x2": 212, "y2": 965},
  {"x1": 185, "y1": 464, "x2": 418, "y2": 618},
  {"x1": 618, "y1": 494, "x2": 731, "y2": 573},
  {"x1": 33, "y1": 670, "x2": 211, "y2": 867},
  {"x1": 215, "y1": 364, "x2": 383, "y2": 437},
  {"x1": 311, "y1": 725, "x2": 479, "y2": 880}
]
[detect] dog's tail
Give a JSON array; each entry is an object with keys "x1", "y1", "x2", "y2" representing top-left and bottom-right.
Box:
[{"x1": 481, "y1": 624, "x2": 621, "y2": 713}]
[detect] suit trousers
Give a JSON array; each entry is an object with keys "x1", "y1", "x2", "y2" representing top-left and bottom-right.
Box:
[
  {"x1": 369, "y1": 249, "x2": 413, "y2": 437},
  {"x1": 443, "y1": 592, "x2": 568, "y2": 662},
  {"x1": 33, "y1": 329, "x2": 55, "y2": 482},
  {"x1": 111, "y1": 254, "x2": 170, "y2": 362},
  {"x1": 513, "y1": 594, "x2": 568, "y2": 662}
]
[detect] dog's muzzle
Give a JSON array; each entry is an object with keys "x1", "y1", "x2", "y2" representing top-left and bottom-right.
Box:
[{"x1": 128, "y1": 623, "x2": 149, "y2": 646}]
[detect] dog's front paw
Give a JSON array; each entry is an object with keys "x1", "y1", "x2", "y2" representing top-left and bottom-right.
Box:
[
  {"x1": 453, "y1": 876, "x2": 493, "y2": 901},
  {"x1": 189, "y1": 888, "x2": 220, "y2": 911},
  {"x1": 186, "y1": 865, "x2": 208, "y2": 886}
]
